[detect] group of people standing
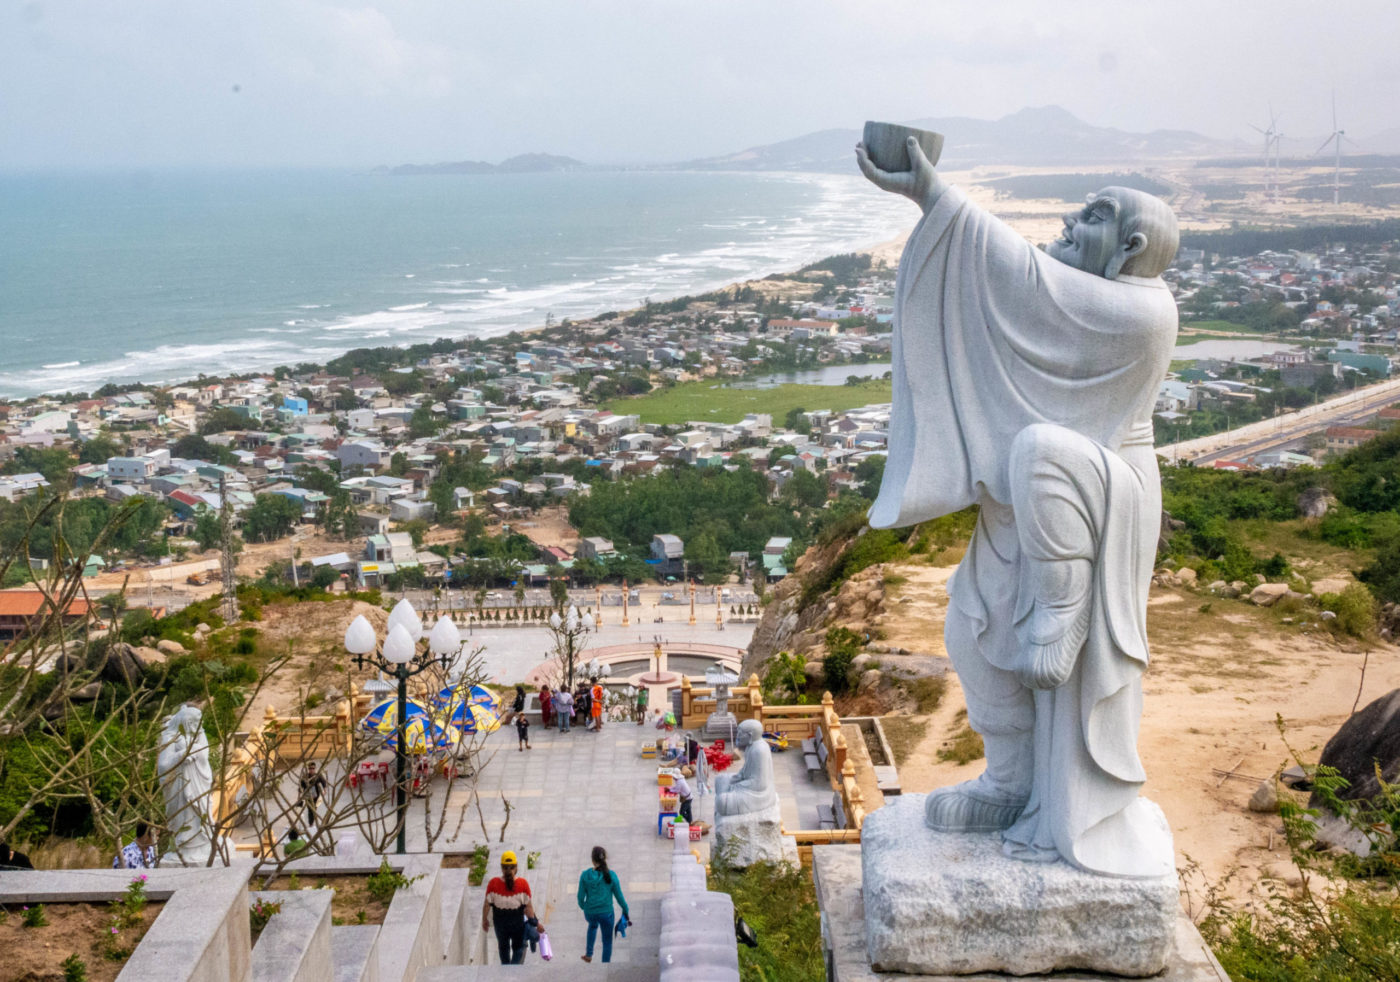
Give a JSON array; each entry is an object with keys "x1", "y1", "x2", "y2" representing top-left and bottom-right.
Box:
[
  {"x1": 531, "y1": 680, "x2": 614, "y2": 734},
  {"x1": 481, "y1": 845, "x2": 631, "y2": 966}
]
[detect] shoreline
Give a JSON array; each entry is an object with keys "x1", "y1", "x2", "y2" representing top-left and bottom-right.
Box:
[{"x1": 2, "y1": 228, "x2": 914, "y2": 404}]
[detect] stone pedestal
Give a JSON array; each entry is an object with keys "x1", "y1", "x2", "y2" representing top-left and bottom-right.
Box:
[
  {"x1": 859, "y1": 794, "x2": 1178, "y2": 977},
  {"x1": 712, "y1": 801, "x2": 798, "y2": 868},
  {"x1": 813, "y1": 841, "x2": 1230, "y2": 982}
]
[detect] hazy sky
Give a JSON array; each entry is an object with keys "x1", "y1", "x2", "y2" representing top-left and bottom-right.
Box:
[{"x1": 5, "y1": 0, "x2": 1397, "y2": 169}]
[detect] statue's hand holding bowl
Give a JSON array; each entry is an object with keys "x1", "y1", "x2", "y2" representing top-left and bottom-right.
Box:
[{"x1": 855, "y1": 126, "x2": 941, "y2": 211}]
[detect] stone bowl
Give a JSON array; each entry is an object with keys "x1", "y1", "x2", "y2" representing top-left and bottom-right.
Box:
[{"x1": 862, "y1": 121, "x2": 944, "y2": 173}]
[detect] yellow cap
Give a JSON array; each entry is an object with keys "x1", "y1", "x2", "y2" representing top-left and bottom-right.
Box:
[{"x1": 501, "y1": 851, "x2": 517, "y2": 866}]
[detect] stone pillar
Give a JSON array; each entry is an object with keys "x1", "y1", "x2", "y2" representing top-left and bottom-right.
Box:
[
  {"x1": 621, "y1": 580, "x2": 630, "y2": 627},
  {"x1": 688, "y1": 580, "x2": 696, "y2": 625}
]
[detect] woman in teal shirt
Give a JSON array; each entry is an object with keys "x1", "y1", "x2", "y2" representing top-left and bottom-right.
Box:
[{"x1": 577, "y1": 845, "x2": 630, "y2": 963}]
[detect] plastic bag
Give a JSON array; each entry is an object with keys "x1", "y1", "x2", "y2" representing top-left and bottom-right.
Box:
[{"x1": 539, "y1": 930, "x2": 552, "y2": 961}]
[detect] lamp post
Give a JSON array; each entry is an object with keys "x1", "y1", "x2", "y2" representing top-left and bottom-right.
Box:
[{"x1": 344, "y1": 599, "x2": 462, "y2": 854}]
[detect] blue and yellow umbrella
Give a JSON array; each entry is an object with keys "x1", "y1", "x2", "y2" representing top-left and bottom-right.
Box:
[
  {"x1": 382, "y1": 716, "x2": 463, "y2": 754},
  {"x1": 436, "y1": 684, "x2": 499, "y2": 711},
  {"x1": 360, "y1": 697, "x2": 433, "y2": 735},
  {"x1": 444, "y1": 701, "x2": 501, "y2": 734}
]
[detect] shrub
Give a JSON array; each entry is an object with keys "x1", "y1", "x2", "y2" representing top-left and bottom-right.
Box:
[
  {"x1": 823, "y1": 627, "x2": 861, "y2": 694},
  {"x1": 1321, "y1": 583, "x2": 1378, "y2": 638},
  {"x1": 467, "y1": 844, "x2": 489, "y2": 886},
  {"x1": 22, "y1": 904, "x2": 47, "y2": 927},
  {"x1": 708, "y1": 859, "x2": 822, "y2": 982},
  {"x1": 61, "y1": 954, "x2": 88, "y2": 982},
  {"x1": 367, "y1": 859, "x2": 422, "y2": 903},
  {"x1": 249, "y1": 897, "x2": 282, "y2": 934}
]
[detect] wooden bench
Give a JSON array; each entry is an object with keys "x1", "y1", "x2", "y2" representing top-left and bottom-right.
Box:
[{"x1": 804, "y1": 730, "x2": 829, "y2": 782}]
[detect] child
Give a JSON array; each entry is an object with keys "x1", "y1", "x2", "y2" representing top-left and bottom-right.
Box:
[{"x1": 516, "y1": 711, "x2": 532, "y2": 751}]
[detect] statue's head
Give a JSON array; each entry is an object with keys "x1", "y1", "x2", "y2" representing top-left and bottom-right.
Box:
[
  {"x1": 736, "y1": 718, "x2": 763, "y2": 749},
  {"x1": 163, "y1": 704, "x2": 204, "y2": 741},
  {"x1": 1046, "y1": 187, "x2": 1179, "y2": 280}
]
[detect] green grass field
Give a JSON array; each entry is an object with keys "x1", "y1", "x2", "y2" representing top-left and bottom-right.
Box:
[
  {"x1": 1177, "y1": 319, "x2": 1273, "y2": 340},
  {"x1": 603, "y1": 377, "x2": 893, "y2": 425}
]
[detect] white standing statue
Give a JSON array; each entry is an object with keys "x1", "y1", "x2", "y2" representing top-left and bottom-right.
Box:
[
  {"x1": 856, "y1": 131, "x2": 1179, "y2": 880},
  {"x1": 157, "y1": 704, "x2": 216, "y2": 866},
  {"x1": 849, "y1": 125, "x2": 1184, "y2": 978}
]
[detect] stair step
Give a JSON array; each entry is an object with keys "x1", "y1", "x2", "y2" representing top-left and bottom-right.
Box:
[{"x1": 331, "y1": 924, "x2": 380, "y2": 982}]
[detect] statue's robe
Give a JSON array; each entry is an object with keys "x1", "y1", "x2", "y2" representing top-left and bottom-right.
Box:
[
  {"x1": 715, "y1": 739, "x2": 778, "y2": 817},
  {"x1": 870, "y1": 185, "x2": 1177, "y2": 877}
]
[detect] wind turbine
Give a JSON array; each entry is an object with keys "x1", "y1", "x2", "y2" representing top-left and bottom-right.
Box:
[
  {"x1": 1314, "y1": 94, "x2": 1354, "y2": 206},
  {"x1": 1249, "y1": 107, "x2": 1280, "y2": 201}
]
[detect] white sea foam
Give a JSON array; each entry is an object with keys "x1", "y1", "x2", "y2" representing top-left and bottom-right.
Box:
[{"x1": 0, "y1": 171, "x2": 913, "y2": 397}]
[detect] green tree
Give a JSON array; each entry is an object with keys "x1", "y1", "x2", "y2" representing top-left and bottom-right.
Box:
[
  {"x1": 783, "y1": 407, "x2": 810, "y2": 433},
  {"x1": 77, "y1": 434, "x2": 123, "y2": 465},
  {"x1": 199, "y1": 408, "x2": 249, "y2": 435},
  {"x1": 782, "y1": 469, "x2": 828, "y2": 509},
  {"x1": 191, "y1": 510, "x2": 222, "y2": 551},
  {"x1": 241, "y1": 494, "x2": 302, "y2": 542}
]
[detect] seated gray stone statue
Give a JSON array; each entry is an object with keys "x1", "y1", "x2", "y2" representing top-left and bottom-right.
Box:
[
  {"x1": 857, "y1": 135, "x2": 1179, "y2": 880},
  {"x1": 714, "y1": 720, "x2": 776, "y2": 817},
  {"x1": 713, "y1": 720, "x2": 796, "y2": 867}
]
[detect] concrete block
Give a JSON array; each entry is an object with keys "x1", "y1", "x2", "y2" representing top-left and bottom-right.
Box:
[
  {"x1": 659, "y1": 891, "x2": 739, "y2": 982},
  {"x1": 333, "y1": 925, "x2": 381, "y2": 982},
  {"x1": 437, "y1": 868, "x2": 471, "y2": 965},
  {"x1": 250, "y1": 889, "x2": 332, "y2": 982},
  {"x1": 0, "y1": 867, "x2": 251, "y2": 982},
  {"x1": 813, "y1": 843, "x2": 1232, "y2": 982}
]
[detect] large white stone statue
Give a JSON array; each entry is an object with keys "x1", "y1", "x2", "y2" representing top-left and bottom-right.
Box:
[
  {"x1": 157, "y1": 704, "x2": 216, "y2": 866},
  {"x1": 852, "y1": 127, "x2": 1181, "y2": 976},
  {"x1": 713, "y1": 719, "x2": 797, "y2": 866}
]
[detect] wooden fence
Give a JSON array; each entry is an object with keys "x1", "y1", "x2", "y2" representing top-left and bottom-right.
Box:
[{"x1": 678, "y1": 676, "x2": 869, "y2": 848}]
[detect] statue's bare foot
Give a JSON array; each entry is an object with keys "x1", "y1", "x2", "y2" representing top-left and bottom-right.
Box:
[{"x1": 924, "y1": 779, "x2": 1028, "y2": 833}]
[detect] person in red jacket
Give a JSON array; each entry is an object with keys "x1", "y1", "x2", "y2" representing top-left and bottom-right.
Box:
[{"x1": 482, "y1": 851, "x2": 540, "y2": 965}]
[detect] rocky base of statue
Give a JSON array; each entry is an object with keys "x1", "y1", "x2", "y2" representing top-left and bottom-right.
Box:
[
  {"x1": 713, "y1": 802, "x2": 798, "y2": 868},
  {"x1": 862, "y1": 795, "x2": 1177, "y2": 977}
]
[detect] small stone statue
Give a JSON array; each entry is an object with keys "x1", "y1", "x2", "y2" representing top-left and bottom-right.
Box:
[
  {"x1": 157, "y1": 704, "x2": 215, "y2": 866},
  {"x1": 713, "y1": 719, "x2": 796, "y2": 866},
  {"x1": 714, "y1": 720, "x2": 776, "y2": 817}
]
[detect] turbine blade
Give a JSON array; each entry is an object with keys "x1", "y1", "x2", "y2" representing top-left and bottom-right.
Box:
[{"x1": 1313, "y1": 135, "x2": 1335, "y2": 156}]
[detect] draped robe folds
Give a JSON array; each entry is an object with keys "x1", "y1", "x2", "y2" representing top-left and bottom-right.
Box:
[{"x1": 870, "y1": 185, "x2": 1177, "y2": 878}]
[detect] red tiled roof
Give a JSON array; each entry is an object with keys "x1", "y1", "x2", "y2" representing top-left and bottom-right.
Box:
[{"x1": 0, "y1": 591, "x2": 92, "y2": 618}]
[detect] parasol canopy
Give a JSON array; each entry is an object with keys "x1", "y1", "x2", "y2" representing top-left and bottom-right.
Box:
[
  {"x1": 382, "y1": 716, "x2": 462, "y2": 753},
  {"x1": 444, "y1": 701, "x2": 501, "y2": 733},
  {"x1": 360, "y1": 697, "x2": 432, "y2": 734},
  {"x1": 436, "y1": 684, "x2": 500, "y2": 711}
]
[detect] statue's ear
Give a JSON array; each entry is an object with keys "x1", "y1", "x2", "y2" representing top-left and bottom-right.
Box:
[{"x1": 1105, "y1": 232, "x2": 1148, "y2": 280}]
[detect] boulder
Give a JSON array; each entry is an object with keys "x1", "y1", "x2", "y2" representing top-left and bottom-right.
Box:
[
  {"x1": 156, "y1": 639, "x2": 187, "y2": 655},
  {"x1": 1297, "y1": 487, "x2": 1337, "y2": 519},
  {"x1": 1250, "y1": 582, "x2": 1291, "y2": 607},
  {"x1": 850, "y1": 654, "x2": 875, "y2": 674},
  {"x1": 1175, "y1": 568, "x2": 1198, "y2": 587},
  {"x1": 135, "y1": 645, "x2": 166, "y2": 665},
  {"x1": 1207, "y1": 580, "x2": 1227, "y2": 594},
  {"x1": 1248, "y1": 779, "x2": 1279, "y2": 813},
  {"x1": 857, "y1": 669, "x2": 883, "y2": 693},
  {"x1": 1320, "y1": 610, "x2": 1338, "y2": 622},
  {"x1": 713, "y1": 801, "x2": 798, "y2": 868},
  {"x1": 194, "y1": 623, "x2": 212, "y2": 635},
  {"x1": 1311, "y1": 689, "x2": 1400, "y2": 811},
  {"x1": 803, "y1": 661, "x2": 825, "y2": 686}
]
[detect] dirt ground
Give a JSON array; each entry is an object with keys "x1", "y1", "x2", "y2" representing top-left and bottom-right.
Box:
[
  {"x1": 0, "y1": 899, "x2": 165, "y2": 982},
  {"x1": 871, "y1": 558, "x2": 1396, "y2": 910},
  {"x1": 509, "y1": 506, "x2": 579, "y2": 552},
  {"x1": 239, "y1": 598, "x2": 389, "y2": 726}
]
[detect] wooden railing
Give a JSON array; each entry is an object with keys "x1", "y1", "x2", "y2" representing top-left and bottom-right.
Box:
[{"x1": 678, "y1": 676, "x2": 869, "y2": 845}]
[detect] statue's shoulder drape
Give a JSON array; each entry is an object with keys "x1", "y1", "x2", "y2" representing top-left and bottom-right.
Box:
[{"x1": 869, "y1": 185, "x2": 1177, "y2": 530}]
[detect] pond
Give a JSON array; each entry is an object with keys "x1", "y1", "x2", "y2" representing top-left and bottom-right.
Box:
[
  {"x1": 727, "y1": 362, "x2": 892, "y2": 390},
  {"x1": 1173, "y1": 338, "x2": 1299, "y2": 361}
]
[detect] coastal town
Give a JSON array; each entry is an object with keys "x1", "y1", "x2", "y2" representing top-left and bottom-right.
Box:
[{"x1": 0, "y1": 230, "x2": 1399, "y2": 613}]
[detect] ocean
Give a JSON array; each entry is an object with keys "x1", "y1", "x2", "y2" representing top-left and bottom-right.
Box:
[{"x1": 0, "y1": 169, "x2": 913, "y2": 399}]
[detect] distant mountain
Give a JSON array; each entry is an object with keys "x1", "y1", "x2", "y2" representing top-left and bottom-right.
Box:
[
  {"x1": 380, "y1": 153, "x2": 585, "y2": 176},
  {"x1": 680, "y1": 106, "x2": 1236, "y2": 172}
]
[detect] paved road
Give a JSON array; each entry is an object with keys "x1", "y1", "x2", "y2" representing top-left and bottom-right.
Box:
[{"x1": 1157, "y1": 376, "x2": 1400, "y2": 465}]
